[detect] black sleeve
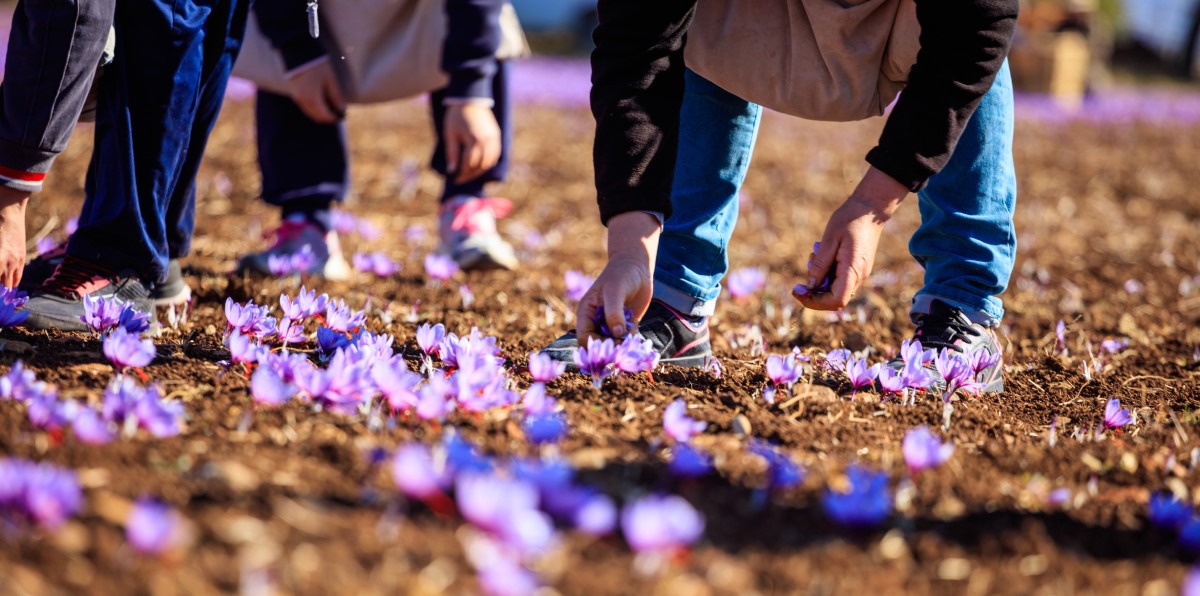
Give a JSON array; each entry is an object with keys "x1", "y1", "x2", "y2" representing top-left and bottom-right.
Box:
[
  {"x1": 590, "y1": 0, "x2": 697, "y2": 224},
  {"x1": 865, "y1": 0, "x2": 1019, "y2": 191},
  {"x1": 443, "y1": 0, "x2": 504, "y2": 100},
  {"x1": 253, "y1": 0, "x2": 327, "y2": 71}
]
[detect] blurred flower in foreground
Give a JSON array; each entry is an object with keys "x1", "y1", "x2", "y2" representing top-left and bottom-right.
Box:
[
  {"x1": 528, "y1": 352, "x2": 566, "y2": 383},
  {"x1": 620, "y1": 494, "x2": 704, "y2": 554},
  {"x1": 822, "y1": 466, "x2": 892, "y2": 528},
  {"x1": 424, "y1": 253, "x2": 459, "y2": 282},
  {"x1": 902, "y1": 426, "x2": 954, "y2": 475},
  {"x1": 614, "y1": 335, "x2": 659, "y2": 374},
  {"x1": 1184, "y1": 567, "x2": 1200, "y2": 596},
  {"x1": 1147, "y1": 492, "x2": 1192, "y2": 531},
  {"x1": 524, "y1": 412, "x2": 569, "y2": 444},
  {"x1": 1104, "y1": 398, "x2": 1132, "y2": 430},
  {"x1": 0, "y1": 458, "x2": 83, "y2": 529},
  {"x1": 669, "y1": 444, "x2": 712, "y2": 478},
  {"x1": 726, "y1": 267, "x2": 766, "y2": 300},
  {"x1": 392, "y1": 443, "x2": 452, "y2": 501},
  {"x1": 126, "y1": 498, "x2": 180, "y2": 555},
  {"x1": 103, "y1": 327, "x2": 156, "y2": 371},
  {"x1": 749, "y1": 441, "x2": 804, "y2": 491},
  {"x1": 663, "y1": 399, "x2": 706, "y2": 443},
  {"x1": 564, "y1": 270, "x2": 593, "y2": 303}
]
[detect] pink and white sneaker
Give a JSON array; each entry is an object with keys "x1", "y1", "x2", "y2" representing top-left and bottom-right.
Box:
[
  {"x1": 236, "y1": 215, "x2": 350, "y2": 280},
  {"x1": 437, "y1": 196, "x2": 519, "y2": 271}
]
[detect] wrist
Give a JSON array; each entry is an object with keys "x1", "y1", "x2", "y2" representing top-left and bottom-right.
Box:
[
  {"x1": 852, "y1": 166, "x2": 909, "y2": 217},
  {"x1": 0, "y1": 187, "x2": 29, "y2": 211},
  {"x1": 606, "y1": 211, "x2": 661, "y2": 263}
]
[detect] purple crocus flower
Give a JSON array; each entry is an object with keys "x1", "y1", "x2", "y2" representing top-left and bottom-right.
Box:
[
  {"x1": 250, "y1": 366, "x2": 297, "y2": 406},
  {"x1": 72, "y1": 407, "x2": 114, "y2": 445},
  {"x1": 82, "y1": 295, "x2": 127, "y2": 334},
  {"x1": 563, "y1": 270, "x2": 593, "y2": 302},
  {"x1": 527, "y1": 352, "x2": 566, "y2": 383},
  {"x1": 592, "y1": 306, "x2": 636, "y2": 339},
  {"x1": 614, "y1": 335, "x2": 660, "y2": 374},
  {"x1": 65, "y1": 217, "x2": 78, "y2": 236},
  {"x1": 126, "y1": 498, "x2": 178, "y2": 555},
  {"x1": 522, "y1": 382, "x2": 556, "y2": 416},
  {"x1": 0, "y1": 286, "x2": 28, "y2": 308},
  {"x1": 1055, "y1": 320, "x2": 1068, "y2": 355},
  {"x1": 456, "y1": 473, "x2": 556, "y2": 555},
  {"x1": 901, "y1": 361, "x2": 935, "y2": 391},
  {"x1": 765, "y1": 353, "x2": 803, "y2": 388},
  {"x1": 416, "y1": 322, "x2": 446, "y2": 359},
  {"x1": 822, "y1": 466, "x2": 892, "y2": 528},
  {"x1": 899, "y1": 339, "x2": 936, "y2": 368},
  {"x1": 117, "y1": 306, "x2": 152, "y2": 335},
  {"x1": 575, "y1": 493, "x2": 618, "y2": 536},
  {"x1": 726, "y1": 267, "x2": 766, "y2": 300},
  {"x1": 574, "y1": 337, "x2": 617, "y2": 388},
  {"x1": 416, "y1": 377, "x2": 457, "y2": 421},
  {"x1": 705, "y1": 357, "x2": 723, "y2": 378},
  {"x1": 0, "y1": 300, "x2": 28, "y2": 327},
  {"x1": 476, "y1": 556, "x2": 541, "y2": 596},
  {"x1": 101, "y1": 378, "x2": 184, "y2": 438},
  {"x1": 845, "y1": 358, "x2": 880, "y2": 395},
  {"x1": 823, "y1": 348, "x2": 853, "y2": 372},
  {"x1": 324, "y1": 299, "x2": 366, "y2": 333},
  {"x1": 1100, "y1": 338, "x2": 1129, "y2": 355},
  {"x1": 669, "y1": 443, "x2": 712, "y2": 478},
  {"x1": 330, "y1": 210, "x2": 359, "y2": 235},
  {"x1": 26, "y1": 391, "x2": 72, "y2": 430},
  {"x1": 227, "y1": 330, "x2": 265, "y2": 366},
  {"x1": 0, "y1": 458, "x2": 83, "y2": 529},
  {"x1": 275, "y1": 318, "x2": 307, "y2": 347},
  {"x1": 1181, "y1": 519, "x2": 1200, "y2": 550},
  {"x1": 424, "y1": 253, "x2": 460, "y2": 281},
  {"x1": 0, "y1": 361, "x2": 41, "y2": 402},
  {"x1": 316, "y1": 326, "x2": 351, "y2": 357},
  {"x1": 663, "y1": 399, "x2": 707, "y2": 443},
  {"x1": 935, "y1": 350, "x2": 980, "y2": 397},
  {"x1": 966, "y1": 348, "x2": 1001, "y2": 375},
  {"x1": 749, "y1": 441, "x2": 804, "y2": 490},
  {"x1": 902, "y1": 426, "x2": 955, "y2": 474},
  {"x1": 279, "y1": 287, "x2": 328, "y2": 321},
  {"x1": 353, "y1": 252, "x2": 401, "y2": 277},
  {"x1": 524, "y1": 412, "x2": 569, "y2": 444},
  {"x1": 103, "y1": 327, "x2": 156, "y2": 370},
  {"x1": 762, "y1": 384, "x2": 777, "y2": 404},
  {"x1": 224, "y1": 298, "x2": 277, "y2": 339},
  {"x1": 371, "y1": 358, "x2": 422, "y2": 411},
  {"x1": 1148, "y1": 492, "x2": 1193, "y2": 530},
  {"x1": 1104, "y1": 398, "x2": 1133, "y2": 429},
  {"x1": 259, "y1": 351, "x2": 312, "y2": 384},
  {"x1": 392, "y1": 443, "x2": 451, "y2": 500},
  {"x1": 620, "y1": 494, "x2": 705, "y2": 554},
  {"x1": 877, "y1": 367, "x2": 906, "y2": 395}
]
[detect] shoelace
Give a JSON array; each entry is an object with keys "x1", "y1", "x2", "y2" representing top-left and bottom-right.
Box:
[
  {"x1": 914, "y1": 309, "x2": 981, "y2": 353},
  {"x1": 268, "y1": 220, "x2": 318, "y2": 248},
  {"x1": 43, "y1": 256, "x2": 113, "y2": 299},
  {"x1": 446, "y1": 198, "x2": 513, "y2": 235}
]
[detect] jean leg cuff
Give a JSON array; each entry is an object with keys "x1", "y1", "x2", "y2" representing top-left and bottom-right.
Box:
[
  {"x1": 653, "y1": 280, "x2": 717, "y2": 318},
  {"x1": 911, "y1": 291, "x2": 1003, "y2": 328}
]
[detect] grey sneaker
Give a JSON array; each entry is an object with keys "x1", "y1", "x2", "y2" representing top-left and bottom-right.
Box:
[
  {"x1": 23, "y1": 256, "x2": 153, "y2": 332},
  {"x1": 21, "y1": 246, "x2": 190, "y2": 305},
  {"x1": 541, "y1": 300, "x2": 712, "y2": 370},
  {"x1": 885, "y1": 299, "x2": 1005, "y2": 394},
  {"x1": 236, "y1": 216, "x2": 350, "y2": 280},
  {"x1": 438, "y1": 196, "x2": 518, "y2": 271}
]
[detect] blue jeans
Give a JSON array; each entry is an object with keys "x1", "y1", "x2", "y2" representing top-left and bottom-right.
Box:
[
  {"x1": 68, "y1": 0, "x2": 250, "y2": 285},
  {"x1": 654, "y1": 65, "x2": 1017, "y2": 326},
  {"x1": 256, "y1": 60, "x2": 512, "y2": 210}
]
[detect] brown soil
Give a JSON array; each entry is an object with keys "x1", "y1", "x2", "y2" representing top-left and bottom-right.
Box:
[{"x1": 1, "y1": 97, "x2": 1200, "y2": 596}]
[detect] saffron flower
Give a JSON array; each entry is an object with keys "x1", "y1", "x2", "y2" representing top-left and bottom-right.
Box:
[
  {"x1": 591, "y1": 306, "x2": 636, "y2": 339},
  {"x1": 663, "y1": 399, "x2": 707, "y2": 442},
  {"x1": 574, "y1": 337, "x2": 617, "y2": 388},
  {"x1": 316, "y1": 326, "x2": 351, "y2": 356},
  {"x1": 765, "y1": 353, "x2": 803, "y2": 388},
  {"x1": 899, "y1": 339, "x2": 936, "y2": 368},
  {"x1": 415, "y1": 377, "x2": 457, "y2": 421},
  {"x1": 669, "y1": 444, "x2": 712, "y2": 478},
  {"x1": 966, "y1": 348, "x2": 1002, "y2": 375},
  {"x1": 0, "y1": 286, "x2": 28, "y2": 308},
  {"x1": 456, "y1": 473, "x2": 557, "y2": 555},
  {"x1": 823, "y1": 348, "x2": 853, "y2": 372},
  {"x1": 352, "y1": 252, "x2": 400, "y2": 277},
  {"x1": 35, "y1": 237, "x2": 57, "y2": 256},
  {"x1": 227, "y1": 330, "x2": 265, "y2": 366},
  {"x1": 877, "y1": 366, "x2": 906, "y2": 396},
  {"x1": 81, "y1": 295, "x2": 128, "y2": 334},
  {"x1": 527, "y1": 352, "x2": 566, "y2": 383},
  {"x1": 524, "y1": 412, "x2": 569, "y2": 444},
  {"x1": 750, "y1": 441, "x2": 804, "y2": 490},
  {"x1": 0, "y1": 301, "x2": 27, "y2": 327},
  {"x1": 522, "y1": 383, "x2": 556, "y2": 416},
  {"x1": 935, "y1": 350, "x2": 978, "y2": 396},
  {"x1": 1104, "y1": 398, "x2": 1133, "y2": 429},
  {"x1": 126, "y1": 498, "x2": 179, "y2": 555},
  {"x1": 901, "y1": 361, "x2": 935, "y2": 391},
  {"x1": 614, "y1": 335, "x2": 660, "y2": 374},
  {"x1": 391, "y1": 443, "x2": 452, "y2": 500},
  {"x1": 1148, "y1": 492, "x2": 1193, "y2": 530},
  {"x1": 1100, "y1": 338, "x2": 1129, "y2": 355},
  {"x1": 0, "y1": 458, "x2": 83, "y2": 529},
  {"x1": 1055, "y1": 320, "x2": 1068, "y2": 355},
  {"x1": 424, "y1": 253, "x2": 460, "y2": 281},
  {"x1": 101, "y1": 377, "x2": 185, "y2": 438},
  {"x1": 563, "y1": 270, "x2": 593, "y2": 302},
  {"x1": 822, "y1": 466, "x2": 892, "y2": 528},
  {"x1": 324, "y1": 299, "x2": 365, "y2": 333},
  {"x1": 845, "y1": 358, "x2": 880, "y2": 395},
  {"x1": 279, "y1": 287, "x2": 328, "y2": 321},
  {"x1": 224, "y1": 298, "x2": 277, "y2": 339},
  {"x1": 0, "y1": 361, "x2": 43, "y2": 402},
  {"x1": 249, "y1": 366, "x2": 297, "y2": 406},
  {"x1": 902, "y1": 426, "x2": 955, "y2": 474},
  {"x1": 371, "y1": 358, "x2": 422, "y2": 411},
  {"x1": 117, "y1": 306, "x2": 152, "y2": 335},
  {"x1": 416, "y1": 323, "x2": 446, "y2": 358},
  {"x1": 620, "y1": 494, "x2": 705, "y2": 554},
  {"x1": 705, "y1": 357, "x2": 723, "y2": 378},
  {"x1": 71, "y1": 408, "x2": 114, "y2": 445},
  {"x1": 574, "y1": 494, "x2": 618, "y2": 536},
  {"x1": 103, "y1": 327, "x2": 156, "y2": 370},
  {"x1": 726, "y1": 267, "x2": 766, "y2": 300}
]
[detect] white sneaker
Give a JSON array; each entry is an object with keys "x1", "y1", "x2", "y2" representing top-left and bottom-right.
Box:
[
  {"x1": 236, "y1": 215, "x2": 350, "y2": 280},
  {"x1": 437, "y1": 196, "x2": 519, "y2": 271}
]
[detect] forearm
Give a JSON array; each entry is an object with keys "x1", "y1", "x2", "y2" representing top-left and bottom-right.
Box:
[
  {"x1": 443, "y1": 0, "x2": 504, "y2": 102},
  {"x1": 591, "y1": 0, "x2": 696, "y2": 224},
  {"x1": 865, "y1": 0, "x2": 1018, "y2": 191}
]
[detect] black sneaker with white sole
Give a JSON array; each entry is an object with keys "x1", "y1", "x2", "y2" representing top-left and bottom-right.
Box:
[
  {"x1": 22, "y1": 256, "x2": 154, "y2": 332},
  {"x1": 21, "y1": 248, "x2": 190, "y2": 306},
  {"x1": 541, "y1": 300, "x2": 712, "y2": 369},
  {"x1": 885, "y1": 299, "x2": 1005, "y2": 394}
]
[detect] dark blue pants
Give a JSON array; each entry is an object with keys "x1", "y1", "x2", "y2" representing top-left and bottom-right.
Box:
[
  {"x1": 67, "y1": 0, "x2": 250, "y2": 285},
  {"x1": 256, "y1": 60, "x2": 512, "y2": 211}
]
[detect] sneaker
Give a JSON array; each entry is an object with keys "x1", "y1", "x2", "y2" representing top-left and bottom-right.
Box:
[
  {"x1": 886, "y1": 299, "x2": 1004, "y2": 394},
  {"x1": 541, "y1": 300, "x2": 712, "y2": 369},
  {"x1": 23, "y1": 256, "x2": 153, "y2": 332},
  {"x1": 22, "y1": 246, "x2": 190, "y2": 306},
  {"x1": 236, "y1": 215, "x2": 350, "y2": 280},
  {"x1": 438, "y1": 196, "x2": 518, "y2": 271}
]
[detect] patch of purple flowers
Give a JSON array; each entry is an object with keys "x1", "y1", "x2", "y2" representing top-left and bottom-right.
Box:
[
  {"x1": 822, "y1": 466, "x2": 892, "y2": 528},
  {"x1": 0, "y1": 458, "x2": 83, "y2": 530},
  {"x1": 620, "y1": 494, "x2": 705, "y2": 554},
  {"x1": 103, "y1": 327, "x2": 156, "y2": 370},
  {"x1": 353, "y1": 252, "x2": 401, "y2": 277}
]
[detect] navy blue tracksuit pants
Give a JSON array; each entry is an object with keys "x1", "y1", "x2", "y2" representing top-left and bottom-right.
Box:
[
  {"x1": 255, "y1": 60, "x2": 513, "y2": 211},
  {"x1": 65, "y1": 0, "x2": 249, "y2": 286}
]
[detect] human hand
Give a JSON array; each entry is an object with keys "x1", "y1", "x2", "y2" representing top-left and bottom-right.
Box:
[
  {"x1": 794, "y1": 166, "x2": 908, "y2": 310},
  {"x1": 444, "y1": 102, "x2": 501, "y2": 184},
  {"x1": 575, "y1": 211, "x2": 662, "y2": 342},
  {"x1": 0, "y1": 188, "x2": 29, "y2": 288},
  {"x1": 284, "y1": 57, "x2": 345, "y2": 124}
]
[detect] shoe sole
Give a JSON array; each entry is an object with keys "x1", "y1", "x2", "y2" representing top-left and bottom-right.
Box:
[{"x1": 456, "y1": 249, "x2": 518, "y2": 272}]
